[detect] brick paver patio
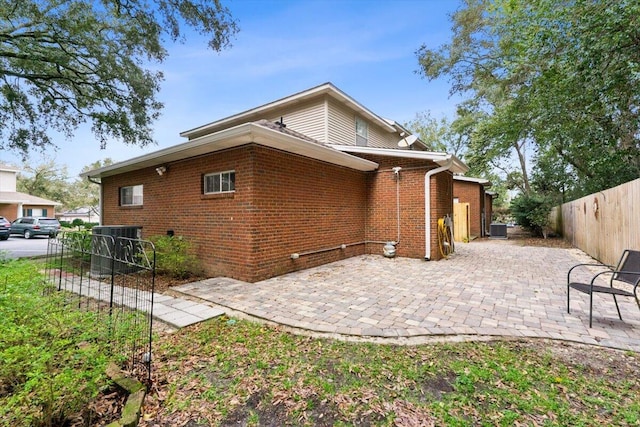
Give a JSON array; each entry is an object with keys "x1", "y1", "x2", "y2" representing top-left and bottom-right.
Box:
[{"x1": 175, "y1": 239, "x2": 640, "y2": 351}]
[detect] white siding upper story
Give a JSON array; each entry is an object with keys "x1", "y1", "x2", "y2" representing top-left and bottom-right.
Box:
[
  {"x1": 181, "y1": 83, "x2": 421, "y2": 151},
  {"x1": 82, "y1": 84, "x2": 458, "y2": 182},
  {"x1": 266, "y1": 98, "x2": 326, "y2": 142},
  {"x1": 0, "y1": 169, "x2": 18, "y2": 192},
  {"x1": 263, "y1": 96, "x2": 402, "y2": 149},
  {"x1": 326, "y1": 98, "x2": 399, "y2": 148}
]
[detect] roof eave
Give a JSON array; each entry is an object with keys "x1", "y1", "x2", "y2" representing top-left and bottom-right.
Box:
[
  {"x1": 328, "y1": 145, "x2": 469, "y2": 174},
  {"x1": 0, "y1": 192, "x2": 62, "y2": 205},
  {"x1": 81, "y1": 123, "x2": 379, "y2": 179},
  {"x1": 454, "y1": 175, "x2": 492, "y2": 187}
]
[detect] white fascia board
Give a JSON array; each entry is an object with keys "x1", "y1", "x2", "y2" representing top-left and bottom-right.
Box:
[
  {"x1": 180, "y1": 83, "x2": 395, "y2": 139},
  {"x1": 328, "y1": 145, "x2": 469, "y2": 174},
  {"x1": 453, "y1": 175, "x2": 492, "y2": 187},
  {"x1": 81, "y1": 123, "x2": 378, "y2": 179}
]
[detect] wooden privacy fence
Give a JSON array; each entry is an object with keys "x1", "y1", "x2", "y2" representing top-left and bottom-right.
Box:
[{"x1": 550, "y1": 177, "x2": 640, "y2": 266}]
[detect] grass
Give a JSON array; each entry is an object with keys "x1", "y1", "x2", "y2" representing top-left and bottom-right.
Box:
[
  {"x1": 3, "y1": 255, "x2": 640, "y2": 426},
  {"x1": 0, "y1": 258, "x2": 142, "y2": 427},
  {"x1": 142, "y1": 317, "x2": 640, "y2": 426}
]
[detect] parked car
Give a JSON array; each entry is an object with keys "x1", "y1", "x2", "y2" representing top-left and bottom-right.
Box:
[
  {"x1": 10, "y1": 217, "x2": 61, "y2": 239},
  {"x1": 0, "y1": 216, "x2": 10, "y2": 240}
]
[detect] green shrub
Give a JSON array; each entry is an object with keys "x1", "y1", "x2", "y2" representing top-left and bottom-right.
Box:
[
  {"x1": 71, "y1": 218, "x2": 84, "y2": 228},
  {"x1": 60, "y1": 230, "x2": 93, "y2": 263},
  {"x1": 510, "y1": 193, "x2": 554, "y2": 237},
  {"x1": 149, "y1": 235, "x2": 201, "y2": 279}
]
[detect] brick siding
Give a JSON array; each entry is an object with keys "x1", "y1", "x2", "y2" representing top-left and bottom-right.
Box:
[
  {"x1": 453, "y1": 181, "x2": 486, "y2": 237},
  {"x1": 101, "y1": 145, "x2": 454, "y2": 282},
  {"x1": 0, "y1": 204, "x2": 56, "y2": 221},
  {"x1": 0, "y1": 205, "x2": 15, "y2": 220},
  {"x1": 355, "y1": 154, "x2": 453, "y2": 261}
]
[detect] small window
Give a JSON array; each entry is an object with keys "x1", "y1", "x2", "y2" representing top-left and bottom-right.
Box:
[
  {"x1": 24, "y1": 208, "x2": 47, "y2": 217},
  {"x1": 120, "y1": 185, "x2": 144, "y2": 206},
  {"x1": 355, "y1": 117, "x2": 368, "y2": 146},
  {"x1": 204, "y1": 171, "x2": 235, "y2": 194}
]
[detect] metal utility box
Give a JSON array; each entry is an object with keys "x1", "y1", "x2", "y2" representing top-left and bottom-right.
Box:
[
  {"x1": 489, "y1": 223, "x2": 508, "y2": 239},
  {"x1": 90, "y1": 225, "x2": 143, "y2": 276}
]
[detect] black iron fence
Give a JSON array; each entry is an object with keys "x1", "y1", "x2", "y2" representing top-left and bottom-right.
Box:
[{"x1": 44, "y1": 231, "x2": 156, "y2": 383}]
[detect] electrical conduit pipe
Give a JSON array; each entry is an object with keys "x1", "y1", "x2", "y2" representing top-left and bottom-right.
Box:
[
  {"x1": 383, "y1": 167, "x2": 402, "y2": 257},
  {"x1": 424, "y1": 157, "x2": 453, "y2": 261}
]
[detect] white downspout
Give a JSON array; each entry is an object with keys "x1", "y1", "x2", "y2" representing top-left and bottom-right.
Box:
[
  {"x1": 87, "y1": 176, "x2": 102, "y2": 225},
  {"x1": 424, "y1": 157, "x2": 453, "y2": 260}
]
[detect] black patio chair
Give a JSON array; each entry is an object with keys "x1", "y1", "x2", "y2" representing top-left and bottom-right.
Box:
[{"x1": 567, "y1": 249, "x2": 640, "y2": 327}]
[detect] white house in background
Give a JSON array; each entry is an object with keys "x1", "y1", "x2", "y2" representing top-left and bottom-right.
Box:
[
  {"x1": 0, "y1": 163, "x2": 62, "y2": 221},
  {"x1": 57, "y1": 206, "x2": 101, "y2": 224}
]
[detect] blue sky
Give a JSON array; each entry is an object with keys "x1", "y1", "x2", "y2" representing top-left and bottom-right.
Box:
[{"x1": 0, "y1": 0, "x2": 464, "y2": 178}]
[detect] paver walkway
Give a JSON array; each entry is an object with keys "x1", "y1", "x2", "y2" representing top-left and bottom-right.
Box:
[
  {"x1": 174, "y1": 239, "x2": 640, "y2": 351},
  {"x1": 54, "y1": 272, "x2": 224, "y2": 328}
]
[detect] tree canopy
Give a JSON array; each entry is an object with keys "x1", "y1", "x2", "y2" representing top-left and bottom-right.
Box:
[
  {"x1": 0, "y1": 0, "x2": 238, "y2": 158},
  {"x1": 17, "y1": 157, "x2": 113, "y2": 210},
  {"x1": 417, "y1": 0, "x2": 640, "y2": 202},
  {"x1": 405, "y1": 109, "x2": 509, "y2": 208}
]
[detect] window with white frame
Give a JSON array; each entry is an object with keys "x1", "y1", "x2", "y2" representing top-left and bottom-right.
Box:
[
  {"x1": 204, "y1": 171, "x2": 235, "y2": 194},
  {"x1": 120, "y1": 185, "x2": 143, "y2": 206},
  {"x1": 355, "y1": 117, "x2": 368, "y2": 146},
  {"x1": 23, "y1": 208, "x2": 48, "y2": 216}
]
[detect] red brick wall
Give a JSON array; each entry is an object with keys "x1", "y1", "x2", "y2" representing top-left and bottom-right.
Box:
[
  {"x1": 0, "y1": 204, "x2": 17, "y2": 220},
  {"x1": 102, "y1": 146, "x2": 254, "y2": 279},
  {"x1": 362, "y1": 156, "x2": 424, "y2": 258},
  {"x1": 247, "y1": 146, "x2": 367, "y2": 281},
  {"x1": 352, "y1": 154, "x2": 453, "y2": 261},
  {"x1": 101, "y1": 145, "x2": 455, "y2": 282},
  {"x1": 453, "y1": 181, "x2": 485, "y2": 237},
  {"x1": 0, "y1": 204, "x2": 58, "y2": 221},
  {"x1": 102, "y1": 144, "x2": 367, "y2": 282}
]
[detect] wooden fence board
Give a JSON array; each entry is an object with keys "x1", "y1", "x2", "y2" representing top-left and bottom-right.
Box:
[{"x1": 551, "y1": 178, "x2": 640, "y2": 265}]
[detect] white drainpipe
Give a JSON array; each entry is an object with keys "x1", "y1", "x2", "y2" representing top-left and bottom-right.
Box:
[
  {"x1": 87, "y1": 176, "x2": 102, "y2": 225},
  {"x1": 424, "y1": 157, "x2": 453, "y2": 260}
]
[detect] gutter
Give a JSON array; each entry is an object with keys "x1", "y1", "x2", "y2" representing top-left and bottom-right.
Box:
[
  {"x1": 81, "y1": 122, "x2": 378, "y2": 179},
  {"x1": 424, "y1": 157, "x2": 453, "y2": 261}
]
